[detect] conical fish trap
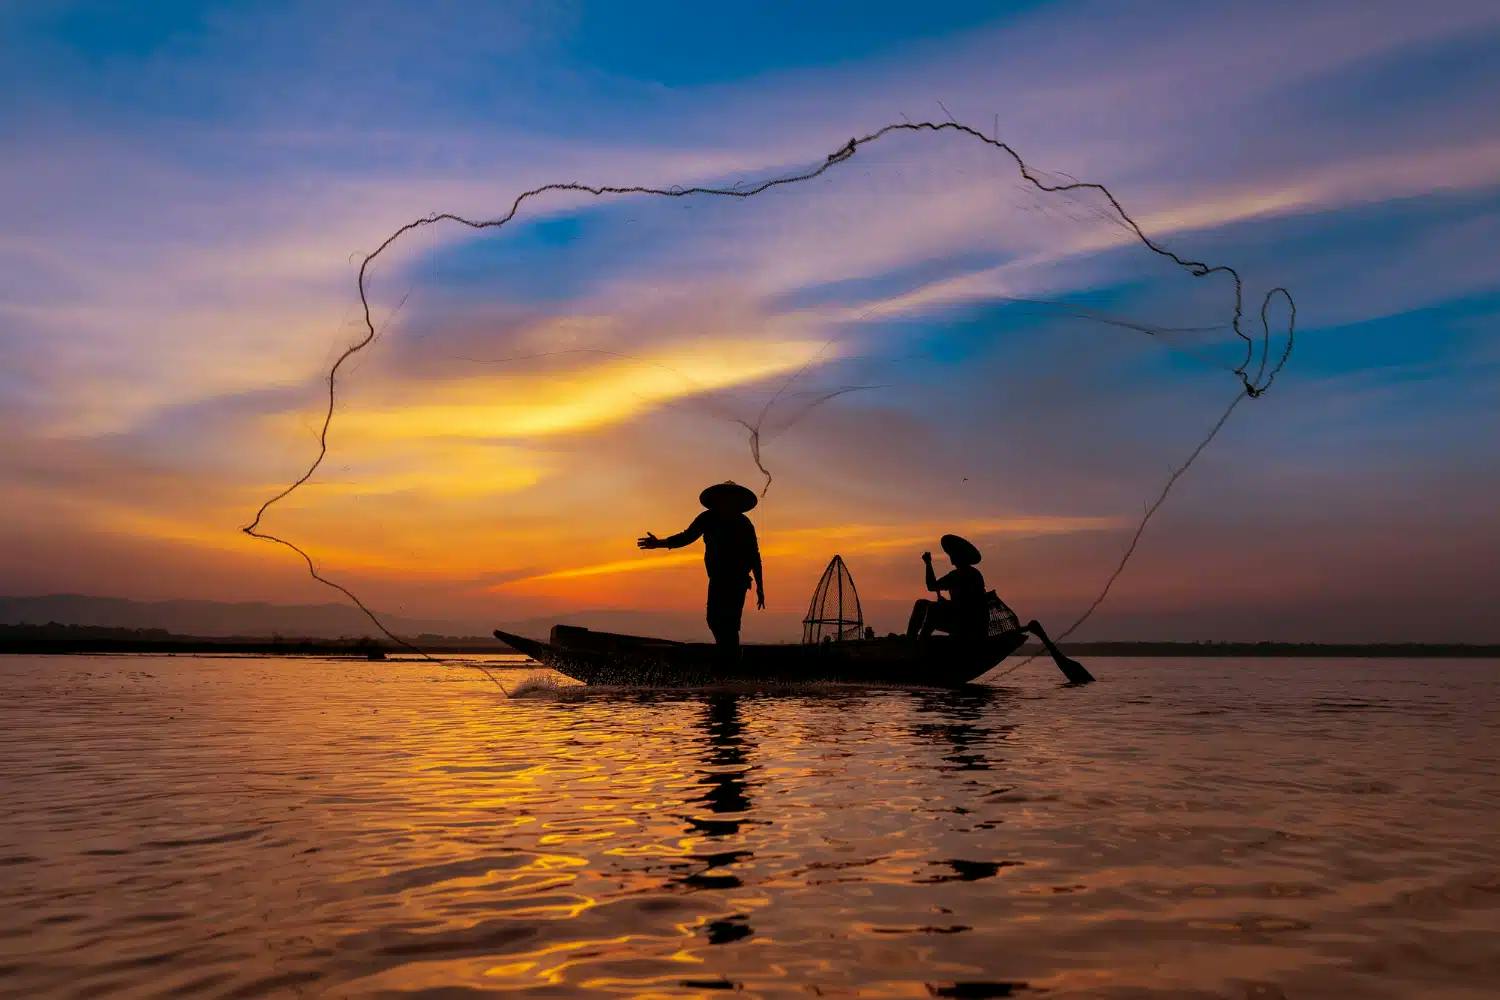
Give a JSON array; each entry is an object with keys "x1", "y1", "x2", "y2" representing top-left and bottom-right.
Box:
[
  {"x1": 986, "y1": 590, "x2": 1022, "y2": 637},
  {"x1": 803, "y1": 554, "x2": 864, "y2": 644}
]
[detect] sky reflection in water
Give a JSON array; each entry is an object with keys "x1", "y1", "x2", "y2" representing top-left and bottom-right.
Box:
[{"x1": 2, "y1": 655, "x2": 1498, "y2": 997}]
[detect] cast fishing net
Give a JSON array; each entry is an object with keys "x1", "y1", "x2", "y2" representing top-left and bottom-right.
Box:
[{"x1": 242, "y1": 121, "x2": 1295, "y2": 660}]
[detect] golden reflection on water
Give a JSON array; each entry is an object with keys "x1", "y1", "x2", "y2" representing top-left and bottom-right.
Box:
[{"x1": 1, "y1": 655, "x2": 1498, "y2": 998}]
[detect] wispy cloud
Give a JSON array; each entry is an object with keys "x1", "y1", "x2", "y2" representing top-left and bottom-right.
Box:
[{"x1": 3, "y1": 2, "x2": 1498, "y2": 637}]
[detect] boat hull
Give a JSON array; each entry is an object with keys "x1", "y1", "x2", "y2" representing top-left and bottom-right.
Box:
[{"x1": 493, "y1": 625, "x2": 1028, "y2": 687}]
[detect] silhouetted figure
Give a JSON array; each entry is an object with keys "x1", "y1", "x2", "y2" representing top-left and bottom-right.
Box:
[
  {"x1": 638, "y1": 482, "x2": 765, "y2": 659},
  {"x1": 906, "y1": 533, "x2": 1093, "y2": 682},
  {"x1": 906, "y1": 534, "x2": 988, "y2": 641}
]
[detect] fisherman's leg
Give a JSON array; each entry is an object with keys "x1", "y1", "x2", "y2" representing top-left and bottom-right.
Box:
[
  {"x1": 706, "y1": 576, "x2": 747, "y2": 658},
  {"x1": 705, "y1": 585, "x2": 730, "y2": 644},
  {"x1": 711, "y1": 625, "x2": 740, "y2": 660},
  {"x1": 906, "y1": 599, "x2": 934, "y2": 638},
  {"x1": 921, "y1": 600, "x2": 954, "y2": 638},
  {"x1": 726, "y1": 576, "x2": 748, "y2": 656}
]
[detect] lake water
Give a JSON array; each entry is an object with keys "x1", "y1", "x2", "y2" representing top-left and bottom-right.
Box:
[{"x1": 1, "y1": 654, "x2": 1497, "y2": 998}]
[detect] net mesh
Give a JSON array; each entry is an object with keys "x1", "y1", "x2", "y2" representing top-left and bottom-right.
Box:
[{"x1": 986, "y1": 591, "x2": 1022, "y2": 638}]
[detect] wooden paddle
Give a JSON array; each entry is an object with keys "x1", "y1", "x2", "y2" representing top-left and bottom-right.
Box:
[{"x1": 1027, "y1": 619, "x2": 1095, "y2": 684}]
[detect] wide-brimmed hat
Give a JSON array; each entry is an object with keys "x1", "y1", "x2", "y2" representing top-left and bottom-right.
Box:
[
  {"x1": 700, "y1": 481, "x2": 758, "y2": 513},
  {"x1": 940, "y1": 533, "x2": 982, "y2": 566}
]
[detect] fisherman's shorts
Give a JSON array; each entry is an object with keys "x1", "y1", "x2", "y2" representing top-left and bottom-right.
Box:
[{"x1": 705, "y1": 574, "x2": 751, "y2": 646}]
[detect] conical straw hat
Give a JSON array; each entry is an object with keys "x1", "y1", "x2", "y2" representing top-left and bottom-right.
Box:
[{"x1": 699, "y1": 481, "x2": 758, "y2": 513}]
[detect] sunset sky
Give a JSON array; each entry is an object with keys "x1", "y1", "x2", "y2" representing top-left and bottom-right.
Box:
[{"x1": 3, "y1": 1, "x2": 1498, "y2": 641}]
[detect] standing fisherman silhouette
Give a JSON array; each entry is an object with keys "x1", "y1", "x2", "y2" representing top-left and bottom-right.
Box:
[
  {"x1": 638, "y1": 482, "x2": 765, "y2": 659},
  {"x1": 907, "y1": 533, "x2": 1092, "y2": 682}
]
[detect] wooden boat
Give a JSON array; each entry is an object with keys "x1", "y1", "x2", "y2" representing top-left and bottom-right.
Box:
[{"x1": 492, "y1": 624, "x2": 1032, "y2": 688}]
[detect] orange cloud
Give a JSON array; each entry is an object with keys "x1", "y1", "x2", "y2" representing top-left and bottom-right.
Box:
[
  {"x1": 499, "y1": 515, "x2": 1119, "y2": 591},
  {"x1": 332, "y1": 337, "x2": 836, "y2": 442}
]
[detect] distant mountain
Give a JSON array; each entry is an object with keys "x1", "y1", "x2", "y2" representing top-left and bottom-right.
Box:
[
  {"x1": 0, "y1": 594, "x2": 804, "y2": 643},
  {"x1": 0, "y1": 594, "x2": 486, "y2": 639}
]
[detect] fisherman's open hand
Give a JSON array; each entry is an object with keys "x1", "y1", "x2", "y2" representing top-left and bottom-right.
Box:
[{"x1": 637, "y1": 532, "x2": 661, "y2": 550}]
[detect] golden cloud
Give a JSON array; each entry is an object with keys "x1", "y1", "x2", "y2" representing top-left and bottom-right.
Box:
[{"x1": 331, "y1": 337, "x2": 836, "y2": 442}]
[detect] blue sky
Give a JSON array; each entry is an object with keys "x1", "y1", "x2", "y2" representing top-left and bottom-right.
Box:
[{"x1": 2, "y1": 1, "x2": 1497, "y2": 640}]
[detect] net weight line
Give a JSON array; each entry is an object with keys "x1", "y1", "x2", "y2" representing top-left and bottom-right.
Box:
[{"x1": 241, "y1": 120, "x2": 1296, "y2": 670}]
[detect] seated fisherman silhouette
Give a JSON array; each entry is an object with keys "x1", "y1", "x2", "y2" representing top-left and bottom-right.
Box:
[
  {"x1": 638, "y1": 481, "x2": 765, "y2": 659},
  {"x1": 907, "y1": 534, "x2": 989, "y2": 641},
  {"x1": 906, "y1": 533, "x2": 1091, "y2": 680}
]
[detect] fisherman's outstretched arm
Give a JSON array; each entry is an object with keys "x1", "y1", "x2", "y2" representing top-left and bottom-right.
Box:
[{"x1": 638, "y1": 512, "x2": 707, "y2": 550}]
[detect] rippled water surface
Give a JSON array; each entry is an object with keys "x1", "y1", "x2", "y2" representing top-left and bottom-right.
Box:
[{"x1": 2, "y1": 655, "x2": 1498, "y2": 998}]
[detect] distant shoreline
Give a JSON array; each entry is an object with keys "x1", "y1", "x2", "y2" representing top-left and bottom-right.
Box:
[
  {"x1": 0, "y1": 623, "x2": 512, "y2": 657},
  {"x1": 0, "y1": 639, "x2": 516, "y2": 657},
  {"x1": 1034, "y1": 641, "x2": 1500, "y2": 658},
  {"x1": 1, "y1": 624, "x2": 1496, "y2": 658}
]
